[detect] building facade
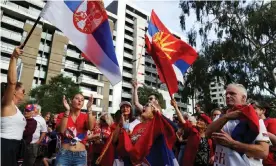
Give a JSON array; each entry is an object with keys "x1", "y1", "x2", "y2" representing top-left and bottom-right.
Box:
[{"x1": 1, "y1": 0, "x2": 189, "y2": 114}]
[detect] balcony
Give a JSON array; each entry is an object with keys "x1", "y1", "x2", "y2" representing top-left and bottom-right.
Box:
[
  {"x1": 124, "y1": 34, "x2": 134, "y2": 41},
  {"x1": 41, "y1": 32, "x2": 52, "y2": 41},
  {"x1": 122, "y1": 71, "x2": 132, "y2": 78},
  {"x1": 145, "y1": 67, "x2": 156, "y2": 73},
  {"x1": 122, "y1": 81, "x2": 132, "y2": 88},
  {"x1": 36, "y1": 57, "x2": 48, "y2": 66},
  {"x1": 124, "y1": 52, "x2": 133, "y2": 59},
  {"x1": 1, "y1": 57, "x2": 10, "y2": 70},
  {"x1": 125, "y1": 26, "x2": 134, "y2": 33},
  {"x1": 145, "y1": 75, "x2": 156, "y2": 83},
  {"x1": 39, "y1": 43, "x2": 50, "y2": 53},
  {"x1": 67, "y1": 49, "x2": 81, "y2": 59},
  {"x1": 125, "y1": 17, "x2": 134, "y2": 24},
  {"x1": 109, "y1": 95, "x2": 113, "y2": 101},
  {"x1": 78, "y1": 74, "x2": 104, "y2": 87},
  {"x1": 64, "y1": 62, "x2": 79, "y2": 71},
  {"x1": 122, "y1": 92, "x2": 132, "y2": 98},
  {"x1": 1, "y1": 74, "x2": 7, "y2": 83},
  {"x1": 145, "y1": 57, "x2": 154, "y2": 64},
  {"x1": 123, "y1": 61, "x2": 133, "y2": 68},
  {"x1": 1, "y1": 28, "x2": 22, "y2": 42},
  {"x1": 124, "y1": 43, "x2": 133, "y2": 50},
  {"x1": 1, "y1": 16, "x2": 24, "y2": 29},
  {"x1": 62, "y1": 72, "x2": 77, "y2": 83},
  {"x1": 25, "y1": 0, "x2": 45, "y2": 8},
  {"x1": 79, "y1": 63, "x2": 100, "y2": 74},
  {"x1": 80, "y1": 88, "x2": 103, "y2": 99},
  {"x1": 1, "y1": 43, "x2": 15, "y2": 54},
  {"x1": 34, "y1": 70, "x2": 46, "y2": 79}
]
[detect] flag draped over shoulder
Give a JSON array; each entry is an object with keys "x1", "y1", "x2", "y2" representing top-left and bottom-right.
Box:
[
  {"x1": 145, "y1": 10, "x2": 198, "y2": 96},
  {"x1": 40, "y1": 0, "x2": 121, "y2": 85},
  {"x1": 231, "y1": 105, "x2": 260, "y2": 145},
  {"x1": 117, "y1": 113, "x2": 178, "y2": 166}
]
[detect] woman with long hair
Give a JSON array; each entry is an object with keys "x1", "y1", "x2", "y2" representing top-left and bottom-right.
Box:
[
  {"x1": 172, "y1": 99, "x2": 214, "y2": 166},
  {"x1": 1, "y1": 46, "x2": 26, "y2": 166},
  {"x1": 89, "y1": 111, "x2": 114, "y2": 165},
  {"x1": 55, "y1": 94, "x2": 96, "y2": 165}
]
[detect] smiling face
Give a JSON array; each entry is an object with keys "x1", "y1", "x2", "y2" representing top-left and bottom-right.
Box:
[
  {"x1": 71, "y1": 94, "x2": 84, "y2": 110},
  {"x1": 196, "y1": 118, "x2": 207, "y2": 130}
]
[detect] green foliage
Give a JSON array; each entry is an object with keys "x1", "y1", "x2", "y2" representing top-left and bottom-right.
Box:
[
  {"x1": 29, "y1": 74, "x2": 81, "y2": 114},
  {"x1": 179, "y1": 0, "x2": 276, "y2": 101},
  {"x1": 138, "y1": 85, "x2": 166, "y2": 109}
]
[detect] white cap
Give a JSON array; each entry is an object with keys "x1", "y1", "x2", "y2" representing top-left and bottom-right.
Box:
[{"x1": 119, "y1": 101, "x2": 132, "y2": 108}]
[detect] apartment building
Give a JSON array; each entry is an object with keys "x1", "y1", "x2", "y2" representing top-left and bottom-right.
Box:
[
  {"x1": 1, "y1": 0, "x2": 189, "y2": 114},
  {"x1": 209, "y1": 77, "x2": 226, "y2": 107}
]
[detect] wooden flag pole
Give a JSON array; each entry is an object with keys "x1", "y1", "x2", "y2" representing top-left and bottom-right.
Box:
[{"x1": 20, "y1": 16, "x2": 41, "y2": 49}]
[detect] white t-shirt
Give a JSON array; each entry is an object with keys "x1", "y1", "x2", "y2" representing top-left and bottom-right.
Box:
[
  {"x1": 32, "y1": 115, "x2": 47, "y2": 143},
  {"x1": 214, "y1": 118, "x2": 270, "y2": 166}
]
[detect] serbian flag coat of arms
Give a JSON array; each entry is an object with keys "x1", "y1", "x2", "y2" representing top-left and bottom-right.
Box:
[{"x1": 40, "y1": 0, "x2": 121, "y2": 85}]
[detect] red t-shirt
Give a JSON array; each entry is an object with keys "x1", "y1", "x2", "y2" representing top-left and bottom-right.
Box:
[
  {"x1": 91, "y1": 124, "x2": 112, "y2": 153},
  {"x1": 56, "y1": 112, "x2": 88, "y2": 145},
  {"x1": 264, "y1": 118, "x2": 276, "y2": 165}
]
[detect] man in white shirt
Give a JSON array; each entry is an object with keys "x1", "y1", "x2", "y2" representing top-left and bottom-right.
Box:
[
  {"x1": 30, "y1": 104, "x2": 47, "y2": 164},
  {"x1": 206, "y1": 83, "x2": 269, "y2": 166}
]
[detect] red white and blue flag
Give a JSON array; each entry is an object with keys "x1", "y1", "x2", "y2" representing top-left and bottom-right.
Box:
[
  {"x1": 40, "y1": 0, "x2": 121, "y2": 85},
  {"x1": 146, "y1": 10, "x2": 198, "y2": 95}
]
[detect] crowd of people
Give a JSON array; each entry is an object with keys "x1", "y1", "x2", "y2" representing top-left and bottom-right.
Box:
[{"x1": 1, "y1": 47, "x2": 276, "y2": 166}]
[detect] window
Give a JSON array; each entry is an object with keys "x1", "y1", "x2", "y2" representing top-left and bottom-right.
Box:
[
  {"x1": 109, "y1": 101, "x2": 112, "y2": 107},
  {"x1": 109, "y1": 89, "x2": 113, "y2": 95}
]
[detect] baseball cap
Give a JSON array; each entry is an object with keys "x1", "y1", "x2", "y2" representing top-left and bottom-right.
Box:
[
  {"x1": 25, "y1": 104, "x2": 35, "y2": 112},
  {"x1": 119, "y1": 101, "x2": 132, "y2": 108}
]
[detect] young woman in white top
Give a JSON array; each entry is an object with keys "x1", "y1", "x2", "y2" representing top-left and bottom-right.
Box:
[{"x1": 1, "y1": 46, "x2": 27, "y2": 166}]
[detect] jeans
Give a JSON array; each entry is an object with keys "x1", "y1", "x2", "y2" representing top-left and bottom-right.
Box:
[
  {"x1": 55, "y1": 148, "x2": 87, "y2": 166},
  {"x1": 23, "y1": 143, "x2": 39, "y2": 166},
  {"x1": 178, "y1": 145, "x2": 185, "y2": 164}
]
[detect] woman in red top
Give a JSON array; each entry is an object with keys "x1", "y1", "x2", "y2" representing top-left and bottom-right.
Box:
[
  {"x1": 252, "y1": 100, "x2": 276, "y2": 166},
  {"x1": 172, "y1": 99, "x2": 214, "y2": 166},
  {"x1": 89, "y1": 112, "x2": 114, "y2": 166},
  {"x1": 55, "y1": 94, "x2": 96, "y2": 166}
]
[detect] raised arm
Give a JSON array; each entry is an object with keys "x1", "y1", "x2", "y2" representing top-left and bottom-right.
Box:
[
  {"x1": 171, "y1": 99, "x2": 186, "y2": 125},
  {"x1": 132, "y1": 80, "x2": 143, "y2": 112},
  {"x1": 57, "y1": 95, "x2": 70, "y2": 134},
  {"x1": 2, "y1": 46, "x2": 23, "y2": 107},
  {"x1": 206, "y1": 111, "x2": 242, "y2": 138},
  {"x1": 87, "y1": 94, "x2": 96, "y2": 131}
]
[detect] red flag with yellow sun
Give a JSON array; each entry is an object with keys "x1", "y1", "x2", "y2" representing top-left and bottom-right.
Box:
[{"x1": 145, "y1": 10, "x2": 198, "y2": 96}]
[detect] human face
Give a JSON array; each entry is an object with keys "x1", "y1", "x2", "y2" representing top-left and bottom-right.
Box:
[
  {"x1": 196, "y1": 118, "x2": 207, "y2": 129},
  {"x1": 148, "y1": 95, "x2": 157, "y2": 103},
  {"x1": 71, "y1": 94, "x2": 84, "y2": 110},
  {"x1": 252, "y1": 104, "x2": 264, "y2": 119},
  {"x1": 225, "y1": 85, "x2": 246, "y2": 107},
  {"x1": 141, "y1": 103, "x2": 154, "y2": 120},
  {"x1": 14, "y1": 86, "x2": 25, "y2": 103},
  {"x1": 24, "y1": 111, "x2": 33, "y2": 119},
  {"x1": 212, "y1": 110, "x2": 221, "y2": 120},
  {"x1": 44, "y1": 114, "x2": 51, "y2": 122},
  {"x1": 53, "y1": 114, "x2": 58, "y2": 123},
  {"x1": 120, "y1": 105, "x2": 131, "y2": 117},
  {"x1": 194, "y1": 104, "x2": 201, "y2": 113}
]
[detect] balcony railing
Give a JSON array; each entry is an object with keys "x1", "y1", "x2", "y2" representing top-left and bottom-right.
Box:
[
  {"x1": 34, "y1": 70, "x2": 46, "y2": 79},
  {"x1": 123, "y1": 61, "x2": 133, "y2": 68},
  {"x1": 36, "y1": 57, "x2": 48, "y2": 66},
  {"x1": 39, "y1": 43, "x2": 50, "y2": 53},
  {"x1": 1, "y1": 43, "x2": 15, "y2": 54},
  {"x1": 78, "y1": 74, "x2": 104, "y2": 87},
  {"x1": 79, "y1": 63, "x2": 100, "y2": 74},
  {"x1": 1, "y1": 16, "x2": 24, "y2": 29},
  {"x1": 67, "y1": 49, "x2": 80, "y2": 59},
  {"x1": 64, "y1": 62, "x2": 79, "y2": 71},
  {"x1": 1, "y1": 28, "x2": 22, "y2": 42}
]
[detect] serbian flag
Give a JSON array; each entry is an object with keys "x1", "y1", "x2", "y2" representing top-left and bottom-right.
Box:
[
  {"x1": 117, "y1": 113, "x2": 178, "y2": 166},
  {"x1": 40, "y1": 0, "x2": 121, "y2": 85},
  {"x1": 146, "y1": 10, "x2": 198, "y2": 95}
]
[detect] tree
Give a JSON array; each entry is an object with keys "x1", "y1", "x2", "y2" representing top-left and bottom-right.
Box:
[
  {"x1": 179, "y1": 1, "x2": 276, "y2": 97},
  {"x1": 28, "y1": 74, "x2": 81, "y2": 114},
  {"x1": 138, "y1": 84, "x2": 166, "y2": 109}
]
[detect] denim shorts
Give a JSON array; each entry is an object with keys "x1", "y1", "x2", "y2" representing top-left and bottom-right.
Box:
[{"x1": 55, "y1": 148, "x2": 87, "y2": 166}]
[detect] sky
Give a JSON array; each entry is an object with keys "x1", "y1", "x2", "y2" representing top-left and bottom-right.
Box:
[{"x1": 104, "y1": 0, "x2": 202, "y2": 50}]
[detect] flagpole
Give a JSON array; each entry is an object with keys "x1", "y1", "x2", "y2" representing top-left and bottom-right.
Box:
[{"x1": 20, "y1": 16, "x2": 41, "y2": 49}]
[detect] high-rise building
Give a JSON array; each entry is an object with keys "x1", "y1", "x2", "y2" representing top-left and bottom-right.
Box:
[
  {"x1": 209, "y1": 77, "x2": 226, "y2": 107},
  {"x1": 1, "y1": 0, "x2": 189, "y2": 114}
]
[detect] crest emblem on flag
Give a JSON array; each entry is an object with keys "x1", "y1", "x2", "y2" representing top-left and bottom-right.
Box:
[{"x1": 73, "y1": 0, "x2": 107, "y2": 34}]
